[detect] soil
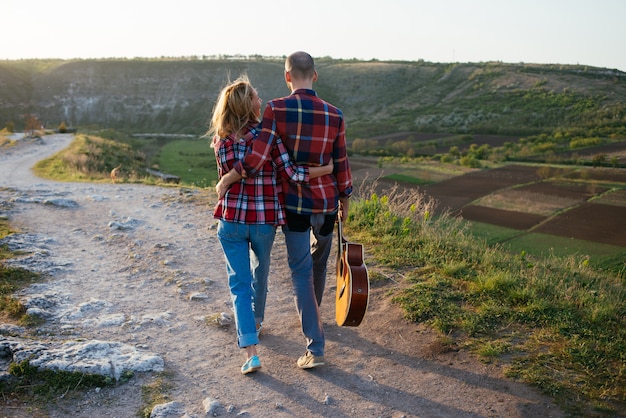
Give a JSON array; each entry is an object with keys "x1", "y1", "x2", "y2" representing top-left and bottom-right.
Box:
[
  {"x1": 378, "y1": 161, "x2": 626, "y2": 248},
  {"x1": 458, "y1": 206, "x2": 546, "y2": 231},
  {"x1": 533, "y1": 202, "x2": 626, "y2": 246},
  {"x1": 0, "y1": 134, "x2": 565, "y2": 418}
]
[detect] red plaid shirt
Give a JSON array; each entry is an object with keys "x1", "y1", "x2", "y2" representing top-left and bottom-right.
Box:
[
  {"x1": 234, "y1": 89, "x2": 352, "y2": 215},
  {"x1": 213, "y1": 123, "x2": 310, "y2": 225}
]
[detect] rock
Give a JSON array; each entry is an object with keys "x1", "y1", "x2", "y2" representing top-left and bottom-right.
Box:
[
  {"x1": 4, "y1": 338, "x2": 164, "y2": 381},
  {"x1": 0, "y1": 324, "x2": 26, "y2": 336},
  {"x1": 189, "y1": 292, "x2": 209, "y2": 301},
  {"x1": 203, "y1": 397, "x2": 222, "y2": 416},
  {"x1": 25, "y1": 306, "x2": 53, "y2": 318},
  {"x1": 140, "y1": 311, "x2": 173, "y2": 326},
  {"x1": 214, "y1": 312, "x2": 232, "y2": 328},
  {"x1": 82, "y1": 313, "x2": 126, "y2": 328},
  {"x1": 108, "y1": 220, "x2": 136, "y2": 230},
  {"x1": 150, "y1": 401, "x2": 186, "y2": 418},
  {"x1": 43, "y1": 198, "x2": 79, "y2": 208}
]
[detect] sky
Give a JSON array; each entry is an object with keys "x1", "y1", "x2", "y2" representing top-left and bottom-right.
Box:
[{"x1": 4, "y1": 0, "x2": 626, "y2": 72}]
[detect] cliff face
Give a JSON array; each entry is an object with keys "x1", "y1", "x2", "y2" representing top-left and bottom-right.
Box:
[
  {"x1": 1, "y1": 58, "x2": 625, "y2": 137},
  {"x1": 1, "y1": 59, "x2": 288, "y2": 134}
]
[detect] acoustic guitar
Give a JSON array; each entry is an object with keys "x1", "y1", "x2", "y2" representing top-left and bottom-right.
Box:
[{"x1": 335, "y1": 218, "x2": 369, "y2": 326}]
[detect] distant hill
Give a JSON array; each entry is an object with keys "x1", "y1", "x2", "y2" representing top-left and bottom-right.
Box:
[{"x1": 1, "y1": 57, "x2": 625, "y2": 139}]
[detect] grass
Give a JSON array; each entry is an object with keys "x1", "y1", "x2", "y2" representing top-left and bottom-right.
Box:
[
  {"x1": 465, "y1": 221, "x2": 524, "y2": 245},
  {"x1": 347, "y1": 184, "x2": 626, "y2": 416},
  {"x1": 9, "y1": 131, "x2": 626, "y2": 415},
  {"x1": 139, "y1": 372, "x2": 174, "y2": 418},
  {"x1": 153, "y1": 138, "x2": 217, "y2": 187},
  {"x1": 0, "y1": 216, "x2": 43, "y2": 326},
  {"x1": 501, "y1": 231, "x2": 626, "y2": 273},
  {"x1": 0, "y1": 128, "x2": 18, "y2": 148},
  {"x1": 596, "y1": 188, "x2": 626, "y2": 206},
  {"x1": 465, "y1": 222, "x2": 626, "y2": 273},
  {"x1": 31, "y1": 132, "x2": 218, "y2": 188},
  {"x1": 32, "y1": 133, "x2": 148, "y2": 183},
  {"x1": 384, "y1": 173, "x2": 436, "y2": 185},
  {"x1": 5, "y1": 359, "x2": 122, "y2": 400}
]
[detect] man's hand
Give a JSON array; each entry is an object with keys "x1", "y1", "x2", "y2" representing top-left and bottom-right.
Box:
[
  {"x1": 215, "y1": 178, "x2": 229, "y2": 199},
  {"x1": 215, "y1": 169, "x2": 243, "y2": 199},
  {"x1": 339, "y1": 197, "x2": 350, "y2": 222}
]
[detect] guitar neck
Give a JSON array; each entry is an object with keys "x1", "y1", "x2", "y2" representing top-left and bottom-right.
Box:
[{"x1": 337, "y1": 217, "x2": 347, "y2": 248}]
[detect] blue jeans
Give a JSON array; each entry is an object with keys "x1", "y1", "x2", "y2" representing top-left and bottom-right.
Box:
[
  {"x1": 282, "y1": 213, "x2": 335, "y2": 356},
  {"x1": 311, "y1": 219, "x2": 334, "y2": 306},
  {"x1": 217, "y1": 220, "x2": 276, "y2": 348}
]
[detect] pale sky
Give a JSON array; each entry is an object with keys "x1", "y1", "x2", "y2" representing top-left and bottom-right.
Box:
[{"x1": 4, "y1": 0, "x2": 626, "y2": 71}]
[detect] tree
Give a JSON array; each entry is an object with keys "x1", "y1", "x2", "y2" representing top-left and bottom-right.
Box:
[
  {"x1": 24, "y1": 114, "x2": 42, "y2": 137},
  {"x1": 591, "y1": 153, "x2": 606, "y2": 167}
]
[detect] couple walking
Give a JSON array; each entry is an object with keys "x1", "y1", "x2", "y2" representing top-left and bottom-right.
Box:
[{"x1": 208, "y1": 51, "x2": 353, "y2": 374}]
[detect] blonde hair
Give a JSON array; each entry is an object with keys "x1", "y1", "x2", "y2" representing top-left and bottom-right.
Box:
[{"x1": 207, "y1": 75, "x2": 259, "y2": 140}]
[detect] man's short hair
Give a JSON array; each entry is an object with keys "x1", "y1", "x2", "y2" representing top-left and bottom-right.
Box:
[{"x1": 286, "y1": 51, "x2": 315, "y2": 80}]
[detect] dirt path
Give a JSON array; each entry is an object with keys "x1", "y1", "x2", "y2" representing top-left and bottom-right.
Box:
[{"x1": 0, "y1": 135, "x2": 564, "y2": 417}]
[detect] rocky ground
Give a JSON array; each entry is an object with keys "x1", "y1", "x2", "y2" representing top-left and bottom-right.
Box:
[{"x1": 0, "y1": 134, "x2": 565, "y2": 417}]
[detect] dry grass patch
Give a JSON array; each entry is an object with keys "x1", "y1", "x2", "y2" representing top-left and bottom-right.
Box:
[
  {"x1": 596, "y1": 188, "x2": 626, "y2": 207},
  {"x1": 474, "y1": 189, "x2": 578, "y2": 216}
]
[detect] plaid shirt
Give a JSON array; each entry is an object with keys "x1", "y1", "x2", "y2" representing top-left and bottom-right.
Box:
[
  {"x1": 234, "y1": 89, "x2": 352, "y2": 215},
  {"x1": 213, "y1": 124, "x2": 310, "y2": 225}
]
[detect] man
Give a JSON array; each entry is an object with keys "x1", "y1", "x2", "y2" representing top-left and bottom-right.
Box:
[{"x1": 216, "y1": 51, "x2": 352, "y2": 369}]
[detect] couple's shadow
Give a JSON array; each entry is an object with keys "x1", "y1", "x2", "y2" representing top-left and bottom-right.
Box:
[{"x1": 250, "y1": 321, "x2": 505, "y2": 417}]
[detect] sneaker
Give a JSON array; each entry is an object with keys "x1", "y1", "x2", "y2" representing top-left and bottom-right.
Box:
[
  {"x1": 297, "y1": 351, "x2": 325, "y2": 369},
  {"x1": 241, "y1": 355, "x2": 261, "y2": 375},
  {"x1": 256, "y1": 323, "x2": 263, "y2": 338}
]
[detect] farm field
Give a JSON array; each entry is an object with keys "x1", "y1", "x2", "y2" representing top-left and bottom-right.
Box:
[
  {"x1": 354, "y1": 158, "x2": 626, "y2": 269},
  {"x1": 154, "y1": 142, "x2": 626, "y2": 254},
  {"x1": 421, "y1": 164, "x2": 544, "y2": 215}
]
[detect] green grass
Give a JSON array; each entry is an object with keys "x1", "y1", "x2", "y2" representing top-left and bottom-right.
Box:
[
  {"x1": 465, "y1": 222, "x2": 626, "y2": 273},
  {"x1": 501, "y1": 231, "x2": 626, "y2": 273},
  {"x1": 347, "y1": 187, "x2": 626, "y2": 416},
  {"x1": 0, "y1": 217, "x2": 43, "y2": 325},
  {"x1": 6, "y1": 359, "x2": 123, "y2": 399},
  {"x1": 384, "y1": 173, "x2": 436, "y2": 185},
  {"x1": 465, "y1": 221, "x2": 524, "y2": 245},
  {"x1": 153, "y1": 138, "x2": 217, "y2": 187},
  {"x1": 29, "y1": 133, "x2": 219, "y2": 188},
  {"x1": 139, "y1": 372, "x2": 174, "y2": 418},
  {"x1": 1, "y1": 359, "x2": 131, "y2": 416}
]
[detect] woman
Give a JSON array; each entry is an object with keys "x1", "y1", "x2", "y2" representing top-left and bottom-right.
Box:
[{"x1": 208, "y1": 75, "x2": 331, "y2": 374}]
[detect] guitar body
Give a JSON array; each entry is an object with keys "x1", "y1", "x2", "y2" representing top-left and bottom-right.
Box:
[{"x1": 336, "y1": 219, "x2": 369, "y2": 326}]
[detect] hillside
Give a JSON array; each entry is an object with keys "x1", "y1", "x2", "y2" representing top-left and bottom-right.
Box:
[{"x1": 1, "y1": 58, "x2": 626, "y2": 139}]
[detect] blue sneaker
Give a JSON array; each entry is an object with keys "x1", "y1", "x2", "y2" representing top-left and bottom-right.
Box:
[{"x1": 241, "y1": 355, "x2": 261, "y2": 375}]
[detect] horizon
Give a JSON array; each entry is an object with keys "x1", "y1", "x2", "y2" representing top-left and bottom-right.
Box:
[
  {"x1": 2, "y1": 55, "x2": 624, "y2": 74},
  {"x1": 5, "y1": 0, "x2": 626, "y2": 72}
]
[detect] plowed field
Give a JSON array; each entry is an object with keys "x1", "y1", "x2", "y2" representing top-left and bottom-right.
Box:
[{"x1": 534, "y1": 203, "x2": 626, "y2": 246}]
